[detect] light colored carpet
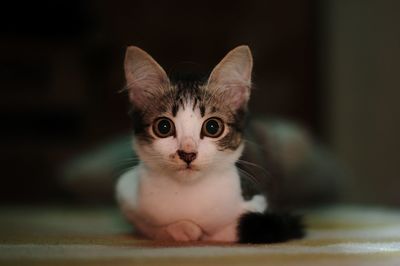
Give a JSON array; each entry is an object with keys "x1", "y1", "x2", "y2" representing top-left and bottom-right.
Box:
[{"x1": 1, "y1": 205, "x2": 400, "y2": 265}]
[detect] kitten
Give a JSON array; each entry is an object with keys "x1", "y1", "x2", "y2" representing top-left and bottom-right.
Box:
[{"x1": 116, "y1": 45, "x2": 304, "y2": 243}]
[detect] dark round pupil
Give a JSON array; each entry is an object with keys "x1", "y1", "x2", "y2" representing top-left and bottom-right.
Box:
[
  {"x1": 158, "y1": 120, "x2": 171, "y2": 135},
  {"x1": 206, "y1": 120, "x2": 220, "y2": 135}
]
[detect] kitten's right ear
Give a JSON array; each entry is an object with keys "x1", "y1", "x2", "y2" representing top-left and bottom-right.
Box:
[
  {"x1": 124, "y1": 46, "x2": 169, "y2": 109},
  {"x1": 207, "y1": 45, "x2": 253, "y2": 110}
]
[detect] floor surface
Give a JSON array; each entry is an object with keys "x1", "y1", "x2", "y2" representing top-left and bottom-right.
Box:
[{"x1": 1, "y1": 205, "x2": 400, "y2": 265}]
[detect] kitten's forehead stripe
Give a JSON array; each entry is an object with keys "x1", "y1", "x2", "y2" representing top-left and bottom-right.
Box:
[
  {"x1": 192, "y1": 97, "x2": 198, "y2": 111},
  {"x1": 199, "y1": 105, "x2": 206, "y2": 117},
  {"x1": 169, "y1": 75, "x2": 207, "y2": 117}
]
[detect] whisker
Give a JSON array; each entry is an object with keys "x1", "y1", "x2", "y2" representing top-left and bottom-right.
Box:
[
  {"x1": 237, "y1": 166, "x2": 261, "y2": 187},
  {"x1": 237, "y1": 159, "x2": 272, "y2": 178},
  {"x1": 113, "y1": 165, "x2": 136, "y2": 178}
]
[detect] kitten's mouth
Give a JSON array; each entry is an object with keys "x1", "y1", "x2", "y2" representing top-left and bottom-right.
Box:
[{"x1": 177, "y1": 164, "x2": 200, "y2": 172}]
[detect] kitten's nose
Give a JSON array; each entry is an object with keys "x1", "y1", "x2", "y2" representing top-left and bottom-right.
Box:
[{"x1": 177, "y1": 150, "x2": 197, "y2": 165}]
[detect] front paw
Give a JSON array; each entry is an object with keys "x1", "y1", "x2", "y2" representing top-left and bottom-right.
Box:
[{"x1": 165, "y1": 220, "x2": 203, "y2": 242}]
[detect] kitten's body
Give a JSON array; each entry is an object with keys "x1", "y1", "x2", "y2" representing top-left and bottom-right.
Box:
[
  {"x1": 116, "y1": 45, "x2": 303, "y2": 243},
  {"x1": 117, "y1": 161, "x2": 266, "y2": 241}
]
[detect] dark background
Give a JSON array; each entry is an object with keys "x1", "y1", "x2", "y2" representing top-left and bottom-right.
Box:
[{"x1": 1, "y1": 1, "x2": 399, "y2": 205}]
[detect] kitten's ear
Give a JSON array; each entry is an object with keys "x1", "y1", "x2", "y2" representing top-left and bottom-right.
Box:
[
  {"x1": 207, "y1": 45, "x2": 253, "y2": 109},
  {"x1": 124, "y1": 46, "x2": 169, "y2": 109}
]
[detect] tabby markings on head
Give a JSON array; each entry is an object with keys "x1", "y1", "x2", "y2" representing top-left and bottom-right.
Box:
[{"x1": 124, "y1": 45, "x2": 252, "y2": 152}]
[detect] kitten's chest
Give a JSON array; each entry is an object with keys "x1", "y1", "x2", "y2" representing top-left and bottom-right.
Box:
[{"x1": 136, "y1": 170, "x2": 244, "y2": 231}]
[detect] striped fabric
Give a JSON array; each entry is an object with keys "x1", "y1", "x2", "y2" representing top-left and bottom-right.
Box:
[{"x1": 1, "y1": 205, "x2": 400, "y2": 265}]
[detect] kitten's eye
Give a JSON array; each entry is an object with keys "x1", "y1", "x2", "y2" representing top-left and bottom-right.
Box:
[
  {"x1": 153, "y1": 117, "x2": 175, "y2": 138},
  {"x1": 202, "y1": 117, "x2": 224, "y2": 138}
]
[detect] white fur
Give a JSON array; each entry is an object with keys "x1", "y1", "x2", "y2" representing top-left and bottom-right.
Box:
[
  {"x1": 117, "y1": 162, "x2": 267, "y2": 242},
  {"x1": 116, "y1": 104, "x2": 267, "y2": 242}
]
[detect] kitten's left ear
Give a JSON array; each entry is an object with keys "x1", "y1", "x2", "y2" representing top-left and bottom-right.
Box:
[
  {"x1": 124, "y1": 46, "x2": 170, "y2": 110},
  {"x1": 207, "y1": 45, "x2": 253, "y2": 110}
]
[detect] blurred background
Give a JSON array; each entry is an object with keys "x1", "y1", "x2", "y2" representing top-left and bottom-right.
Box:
[{"x1": 0, "y1": 0, "x2": 399, "y2": 206}]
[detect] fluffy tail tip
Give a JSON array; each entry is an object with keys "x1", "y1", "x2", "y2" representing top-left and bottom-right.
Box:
[{"x1": 237, "y1": 211, "x2": 305, "y2": 244}]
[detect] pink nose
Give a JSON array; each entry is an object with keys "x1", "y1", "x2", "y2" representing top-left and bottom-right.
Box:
[{"x1": 177, "y1": 150, "x2": 197, "y2": 164}]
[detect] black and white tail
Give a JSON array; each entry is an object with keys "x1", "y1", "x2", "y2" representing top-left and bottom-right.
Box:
[{"x1": 237, "y1": 211, "x2": 305, "y2": 244}]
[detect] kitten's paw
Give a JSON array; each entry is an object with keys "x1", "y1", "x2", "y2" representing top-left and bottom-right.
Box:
[
  {"x1": 166, "y1": 220, "x2": 203, "y2": 242},
  {"x1": 202, "y1": 222, "x2": 238, "y2": 242}
]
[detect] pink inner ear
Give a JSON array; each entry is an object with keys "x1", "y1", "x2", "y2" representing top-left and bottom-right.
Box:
[
  {"x1": 126, "y1": 70, "x2": 169, "y2": 109},
  {"x1": 222, "y1": 84, "x2": 250, "y2": 110},
  {"x1": 128, "y1": 85, "x2": 147, "y2": 108}
]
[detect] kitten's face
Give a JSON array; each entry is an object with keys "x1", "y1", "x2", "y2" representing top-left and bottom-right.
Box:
[{"x1": 124, "y1": 46, "x2": 253, "y2": 181}]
